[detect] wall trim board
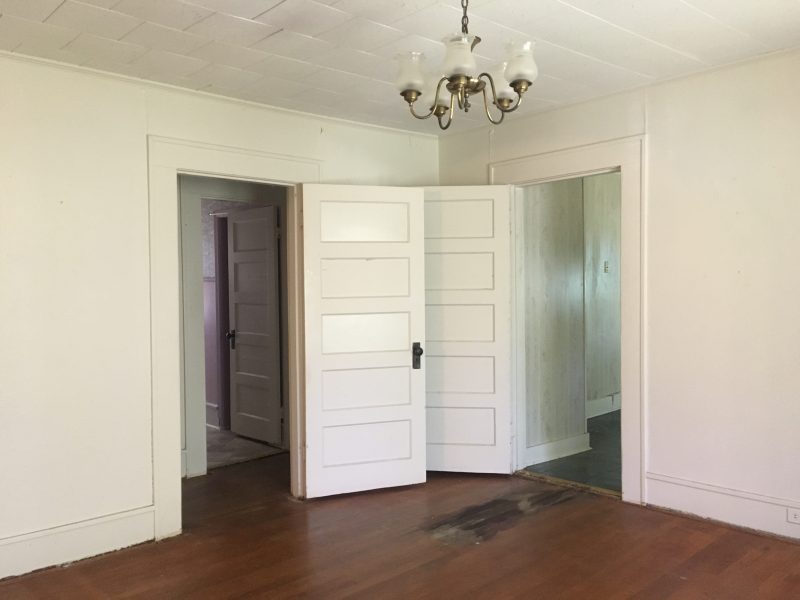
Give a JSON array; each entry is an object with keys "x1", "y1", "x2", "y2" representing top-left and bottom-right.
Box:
[
  {"x1": 491, "y1": 136, "x2": 644, "y2": 505},
  {"x1": 0, "y1": 508, "x2": 154, "y2": 579},
  {"x1": 587, "y1": 397, "x2": 620, "y2": 419},
  {"x1": 523, "y1": 433, "x2": 591, "y2": 466},
  {"x1": 646, "y1": 472, "x2": 800, "y2": 540},
  {"x1": 149, "y1": 136, "x2": 323, "y2": 182},
  {"x1": 491, "y1": 136, "x2": 643, "y2": 177},
  {"x1": 646, "y1": 472, "x2": 800, "y2": 511},
  {"x1": 148, "y1": 136, "x2": 317, "y2": 540}
]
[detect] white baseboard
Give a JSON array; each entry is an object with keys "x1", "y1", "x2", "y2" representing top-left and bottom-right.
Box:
[
  {"x1": 0, "y1": 508, "x2": 155, "y2": 580},
  {"x1": 523, "y1": 433, "x2": 591, "y2": 467},
  {"x1": 646, "y1": 472, "x2": 800, "y2": 540},
  {"x1": 586, "y1": 394, "x2": 620, "y2": 419}
]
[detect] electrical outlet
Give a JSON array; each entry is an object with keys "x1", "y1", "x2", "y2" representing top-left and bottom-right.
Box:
[{"x1": 787, "y1": 507, "x2": 800, "y2": 524}]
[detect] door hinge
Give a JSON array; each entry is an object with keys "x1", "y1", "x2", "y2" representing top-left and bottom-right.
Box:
[{"x1": 275, "y1": 227, "x2": 282, "y2": 240}]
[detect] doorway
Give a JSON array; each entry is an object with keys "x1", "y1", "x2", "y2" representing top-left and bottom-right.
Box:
[
  {"x1": 148, "y1": 137, "x2": 642, "y2": 541},
  {"x1": 515, "y1": 172, "x2": 622, "y2": 494},
  {"x1": 179, "y1": 175, "x2": 289, "y2": 477}
]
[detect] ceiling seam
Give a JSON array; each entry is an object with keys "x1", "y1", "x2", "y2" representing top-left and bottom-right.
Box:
[
  {"x1": 555, "y1": 0, "x2": 711, "y2": 66},
  {"x1": 676, "y1": 0, "x2": 769, "y2": 49}
]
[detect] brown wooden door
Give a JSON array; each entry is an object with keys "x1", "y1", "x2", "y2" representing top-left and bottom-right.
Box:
[{"x1": 227, "y1": 206, "x2": 282, "y2": 445}]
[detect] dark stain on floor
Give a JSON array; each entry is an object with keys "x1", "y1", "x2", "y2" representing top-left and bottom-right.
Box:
[{"x1": 426, "y1": 489, "x2": 575, "y2": 545}]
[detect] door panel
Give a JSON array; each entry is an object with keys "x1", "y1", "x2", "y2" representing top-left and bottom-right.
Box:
[
  {"x1": 424, "y1": 186, "x2": 513, "y2": 474},
  {"x1": 302, "y1": 184, "x2": 426, "y2": 498},
  {"x1": 228, "y1": 207, "x2": 282, "y2": 445}
]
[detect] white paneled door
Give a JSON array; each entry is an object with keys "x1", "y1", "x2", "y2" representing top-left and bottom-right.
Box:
[
  {"x1": 227, "y1": 207, "x2": 283, "y2": 445},
  {"x1": 302, "y1": 184, "x2": 427, "y2": 498},
  {"x1": 424, "y1": 186, "x2": 513, "y2": 474}
]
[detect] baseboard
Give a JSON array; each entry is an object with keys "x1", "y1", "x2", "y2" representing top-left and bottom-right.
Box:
[
  {"x1": 523, "y1": 433, "x2": 591, "y2": 467},
  {"x1": 0, "y1": 508, "x2": 155, "y2": 580},
  {"x1": 586, "y1": 394, "x2": 620, "y2": 419},
  {"x1": 646, "y1": 472, "x2": 800, "y2": 540}
]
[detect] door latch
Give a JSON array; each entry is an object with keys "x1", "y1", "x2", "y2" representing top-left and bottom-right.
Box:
[
  {"x1": 226, "y1": 329, "x2": 236, "y2": 350},
  {"x1": 412, "y1": 342, "x2": 424, "y2": 369}
]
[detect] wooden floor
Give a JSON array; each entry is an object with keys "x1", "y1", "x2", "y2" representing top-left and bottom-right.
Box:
[{"x1": 4, "y1": 455, "x2": 800, "y2": 599}]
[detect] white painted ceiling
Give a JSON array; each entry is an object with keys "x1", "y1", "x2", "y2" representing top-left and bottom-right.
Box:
[{"x1": 1, "y1": 0, "x2": 800, "y2": 134}]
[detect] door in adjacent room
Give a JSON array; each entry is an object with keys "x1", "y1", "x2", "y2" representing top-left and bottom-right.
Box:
[{"x1": 227, "y1": 206, "x2": 283, "y2": 446}]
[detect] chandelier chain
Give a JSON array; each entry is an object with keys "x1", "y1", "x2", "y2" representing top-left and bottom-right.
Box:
[{"x1": 461, "y1": 0, "x2": 469, "y2": 34}]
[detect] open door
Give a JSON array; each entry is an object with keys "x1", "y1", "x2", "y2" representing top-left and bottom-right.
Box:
[
  {"x1": 227, "y1": 206, "x2": 283, "y2": 445},
  {"x1": 424, "y1": 186, "x2": 513, "y2": 474},
  {"x1": 301, "y1": 184, "x2": 426, "y2": 498}
]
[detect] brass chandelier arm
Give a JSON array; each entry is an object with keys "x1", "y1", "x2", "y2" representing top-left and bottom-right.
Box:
[
  {"x1": 481, "y1": 86, "x2": 505, "y2": 125},
  {"x1": 501, "y1": 93, "x2": 524, "y2": 113},
  {"x1": 409, "y1": 103, "x2": 435, "y2": 120},
  {"x1": 408, "y1": 76, "x2": 450, "y2": 120},
  {"x1": 478, "y1": 72, "x2": 523, "y2": 113},
  {"x1": 437, "y1": 92, "x2": 457, "y2": 130}
]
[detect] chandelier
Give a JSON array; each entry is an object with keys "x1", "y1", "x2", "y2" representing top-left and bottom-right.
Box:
[{"x1": 394, "y1": 0, "x2": 538, "y2": 130}]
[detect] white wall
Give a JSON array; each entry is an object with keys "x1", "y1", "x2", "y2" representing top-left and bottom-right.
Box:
[
  {"x1": 441, "y1": 48, "x2": 800, "y2": 539},
  {"x1": 0, "y1": 53, "x2": 437, "y2": 578}
]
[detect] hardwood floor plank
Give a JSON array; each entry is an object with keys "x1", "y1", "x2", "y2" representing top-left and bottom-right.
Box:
[{"x1": 2, "y1": 454, "x2": 800, "y2": 599}]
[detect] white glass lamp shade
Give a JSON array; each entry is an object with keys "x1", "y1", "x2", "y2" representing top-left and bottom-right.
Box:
[
  {"x1": 491, "y1": 62, "x2": 516, "y2": 101},
  {"x1": 395, "y1": 52, "x2": 425, "y2": 93},
  {"x1": 504, "y1": 40, "x2": 538, "y2": 84},
  {"x1": 442, "y1": 34, "x2": 477, "y2": 77}
]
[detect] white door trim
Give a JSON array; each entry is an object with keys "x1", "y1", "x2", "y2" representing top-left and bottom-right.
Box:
[
  {"x1": 148, "y1": 135, "x2": 319, "y2": 539},
  {"x1": 490, "y1": 137, "x2": 645, "y2": 505}
]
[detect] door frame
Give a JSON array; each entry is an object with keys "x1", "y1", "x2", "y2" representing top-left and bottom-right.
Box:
[
  {"x1": 490, "y1": 137, "x2": 645, "y2": 504},
  {"x1": 148, "y1": 136, "x2": 319, "y2": 539}
]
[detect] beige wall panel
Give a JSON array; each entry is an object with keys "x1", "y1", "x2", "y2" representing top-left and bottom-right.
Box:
[
  {"x1": 521, "y1": 179, "x2": 586, "y2": 448},
  {"x1": 583, "y1": 172, "x2": 622, "y2": 402}
]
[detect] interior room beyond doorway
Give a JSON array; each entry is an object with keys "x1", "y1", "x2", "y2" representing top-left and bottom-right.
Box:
[
  {"x1": 517, "y1": 172, "x2": 622, "y2": 493},
  {"x1": 179, "y1": 175, "x2": 289, "y2": 477}
]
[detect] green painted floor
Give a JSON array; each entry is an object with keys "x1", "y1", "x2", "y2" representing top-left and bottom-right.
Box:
[{"x1": 525, "y1": 410, "x2": 621, "y2": 492}]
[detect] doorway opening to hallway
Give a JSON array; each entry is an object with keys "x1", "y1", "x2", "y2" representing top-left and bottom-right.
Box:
[
  {"x1": 515, "y1": 172, "x2": 622, "y2": 494},
  {"x1": 179, "y1": 175, "x2": 290, "y2": 478}
]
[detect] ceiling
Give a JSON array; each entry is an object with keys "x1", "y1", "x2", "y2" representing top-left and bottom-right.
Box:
[{"x1": 1, "y1": 0, "x2": 800, "y2": 134}]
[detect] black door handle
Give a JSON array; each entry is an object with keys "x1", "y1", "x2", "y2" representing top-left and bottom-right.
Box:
[
  {"x1": 226, "y1": 329, "x2": 236, "y2": 350},
  {"x1": 412, "y1": 342, "x2": 423, "y2": 369}
]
